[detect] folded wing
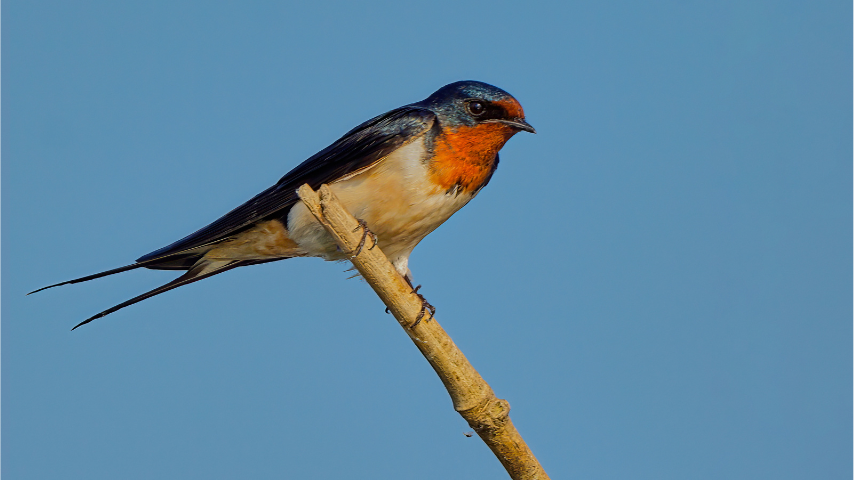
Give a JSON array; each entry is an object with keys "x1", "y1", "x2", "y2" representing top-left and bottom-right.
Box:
[{"x1": 137, "y1": 106, "x2": 436, "y2": 265}]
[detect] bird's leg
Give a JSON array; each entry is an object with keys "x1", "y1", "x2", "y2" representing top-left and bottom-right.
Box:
[
  {"x1": 404, "y1": 277, "x2": 436, "y2": 328},
  {"x1": 351, "y1": 219, "x2": 378, "y2": 258}
]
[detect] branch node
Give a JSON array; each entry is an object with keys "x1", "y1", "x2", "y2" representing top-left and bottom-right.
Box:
[{"x1": 458, "y1": 397, "x2": 511, "y2": 432}]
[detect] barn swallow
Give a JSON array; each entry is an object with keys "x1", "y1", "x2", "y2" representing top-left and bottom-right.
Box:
[{"x1": 31, "y1": 80, "x2": 535, "y2": 329}]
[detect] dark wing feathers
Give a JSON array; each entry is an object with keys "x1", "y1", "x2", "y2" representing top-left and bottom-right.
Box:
[{"x1": 137, "y1": 106, "x2": 435, "y2": 263}]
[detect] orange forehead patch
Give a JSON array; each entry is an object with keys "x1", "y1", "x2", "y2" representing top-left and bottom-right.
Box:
[
  {"x1": 429, "y1": 123, "x2": 516, "y2": 193},
  {"x1": 494, "y1": 98, "x2": 525, "y2": 119}
]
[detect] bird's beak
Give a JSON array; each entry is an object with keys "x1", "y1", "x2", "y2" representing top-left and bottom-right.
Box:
[{"x1": 490, "y1": 118, "x2": 536, "y2": 134}]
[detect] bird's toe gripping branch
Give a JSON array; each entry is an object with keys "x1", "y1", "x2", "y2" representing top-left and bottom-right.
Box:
[
  {"x1": 410, "y1": 284, "x2": 436, "y2": 328},
  {"x1": 384, "y1": 283, "x2": 436, "y2": 326},
  {"x1": 351, "y1": 219, "x2": 378, "y2": 259}
]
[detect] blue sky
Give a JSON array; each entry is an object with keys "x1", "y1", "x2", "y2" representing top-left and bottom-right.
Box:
[{"x1": 3, "y1": 1, "x2": 851, "y2": 479}]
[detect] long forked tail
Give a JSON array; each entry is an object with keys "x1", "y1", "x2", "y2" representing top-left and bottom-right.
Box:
[
  {"x1": 70, "y1": 260, "x2": 246, "y2": 330},
  {"x1": 28, "y1": 263, "x2": 148, "y2": 295}
]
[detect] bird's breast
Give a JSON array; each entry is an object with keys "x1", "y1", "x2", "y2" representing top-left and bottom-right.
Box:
[{"x1": 287, "y1": 137, "x2": 479, "y2": 263}]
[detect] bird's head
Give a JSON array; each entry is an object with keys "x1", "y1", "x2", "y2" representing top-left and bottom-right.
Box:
[{"x1": 415, "y1": 80, "x2": 535, "y2": 135}]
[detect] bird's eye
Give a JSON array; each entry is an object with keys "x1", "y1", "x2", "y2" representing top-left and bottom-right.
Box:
[{"x1": 468, "y1": 101, "x2": 485, "y2": 115}]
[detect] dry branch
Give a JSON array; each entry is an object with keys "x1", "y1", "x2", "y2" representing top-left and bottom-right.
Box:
[{"x1": 297, "y1": 184, "x2": 550, "y2": 480}]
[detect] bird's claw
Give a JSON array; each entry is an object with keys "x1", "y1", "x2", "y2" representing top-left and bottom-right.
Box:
[
  {"x1": 351, "y1": 219, "x2": 378, "y2": 258},
  {"x1": 409, "y1": 284, "x2": 436, "y2": 328}
]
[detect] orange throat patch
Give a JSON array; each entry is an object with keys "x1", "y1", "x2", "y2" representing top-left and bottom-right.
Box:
[{"x1": 429, "y1": 123, "x2": 516, "y2": 193}]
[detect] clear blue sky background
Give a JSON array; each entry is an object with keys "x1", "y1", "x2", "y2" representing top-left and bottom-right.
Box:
[{"x1": 3, "y1": 2, "x2": 850, "y2": 479}]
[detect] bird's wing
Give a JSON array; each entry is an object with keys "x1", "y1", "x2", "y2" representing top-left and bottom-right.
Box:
[{"x1": 136, "y1": 106, "x2": 436, "y2": 263}]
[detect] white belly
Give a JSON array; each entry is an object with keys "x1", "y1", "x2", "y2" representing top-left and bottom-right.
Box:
[{"x1": 286, "y1": 137, "x2": 477, "y2": 275}]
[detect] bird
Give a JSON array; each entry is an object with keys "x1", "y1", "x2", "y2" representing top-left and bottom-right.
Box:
[{"x1": 30, "y1": 80, "x2": 535, "y2": 330}]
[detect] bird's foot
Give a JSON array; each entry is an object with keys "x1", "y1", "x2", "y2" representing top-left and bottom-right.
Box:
[
  {"x1": 409, "y1": 284, "x2": 436, "y2": 328},
  {"x1": 351, "y1": 219, "x2": 378, "y2": 258}
]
